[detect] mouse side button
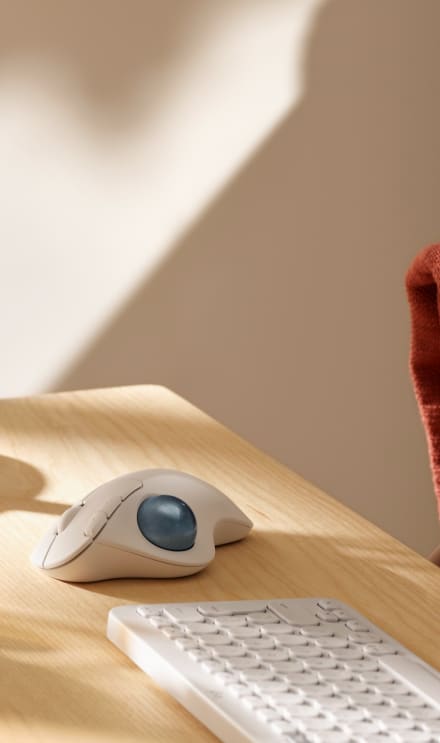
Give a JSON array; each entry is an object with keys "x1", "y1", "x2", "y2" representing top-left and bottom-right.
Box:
[
  {"x1": 56, "y1": 505, "x2": 83, "y2": 534},
  {"x1": 84, "y1": 510, "x2": 108, "y2": 538}
]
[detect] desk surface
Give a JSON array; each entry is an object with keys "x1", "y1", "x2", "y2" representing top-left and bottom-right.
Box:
[{"x1": 0, "y1": 385, "x2": 439, "y2": 742}]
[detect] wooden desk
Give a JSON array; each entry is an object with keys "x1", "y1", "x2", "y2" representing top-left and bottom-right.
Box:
[{"x1": 0, "y1": 385, "x2": 439, "y2": 742}]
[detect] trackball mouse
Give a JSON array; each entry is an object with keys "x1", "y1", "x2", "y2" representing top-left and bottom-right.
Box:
[{"x1": 30, "y1": 469, "x2": 253, "y2": 582}]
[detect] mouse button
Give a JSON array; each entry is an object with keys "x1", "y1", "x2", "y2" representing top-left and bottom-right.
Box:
[
  {"x1": 56, "y1": 504, "x2": 83, "y2": 534},
  {"x1": 104, "y1": 492, "x2": 124, "y2": 517},
  {"x1": 42, "y1": 531, "x2": 93, "y2": 570},
  {"x1": 83, "y1": 510, "x2": 108, "y2": 538},
  {"x1": 30, "y1": 528, "x2": 57, "y2": 568},
  {"x1": 119, "y1": 478, "x2": 143, "y2": 501},
  {"x1": 80, "y1": 478, "x2": 143, "y2": 508}
]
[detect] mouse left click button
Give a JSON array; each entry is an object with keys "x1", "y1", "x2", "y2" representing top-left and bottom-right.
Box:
[{"x1": 30, "y1": 528, "x2": 57, "y2": 568}]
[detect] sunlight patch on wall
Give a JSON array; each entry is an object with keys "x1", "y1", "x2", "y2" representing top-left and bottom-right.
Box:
[{"x1": 0, "y1": 0, "x2": 323, "y2": 396}]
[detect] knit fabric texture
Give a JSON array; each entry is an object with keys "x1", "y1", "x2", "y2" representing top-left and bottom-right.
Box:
[{"x1": 406, "y1": 243, "x2": 440, "y2": 517}]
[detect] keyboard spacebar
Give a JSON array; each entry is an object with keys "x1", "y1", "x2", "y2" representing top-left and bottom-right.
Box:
[{"x1": 380, "y1": 654, "x2": 440, "y2": 707}]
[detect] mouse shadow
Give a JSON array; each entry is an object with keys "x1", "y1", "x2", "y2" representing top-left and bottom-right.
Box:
[{"x1": 0, "y1": 455, "x2": 66, "y2": 515}]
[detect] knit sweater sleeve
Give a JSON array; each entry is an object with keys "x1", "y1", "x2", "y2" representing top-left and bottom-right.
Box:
[{"x1": 406, "y1": 243, "x2": 440, "y2": 517}]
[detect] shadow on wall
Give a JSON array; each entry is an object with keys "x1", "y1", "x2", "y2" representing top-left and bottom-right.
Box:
[
  {"x1": 0, "y1": 0, "x2": 241, "y2": 130},
  {"x1": 44, "y1": 0, "x2": 440, "y2": 553}
]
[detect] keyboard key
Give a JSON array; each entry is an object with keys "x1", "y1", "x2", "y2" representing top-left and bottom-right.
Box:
[
  {"x1": 365, "y1": 642, "x2": 397, "y2": 656},
  {"x1": 335, "y1": 706, "x2": 368, "y2": 721},
  {"x1": 318, "y1": 667, "x2": 353, "y2": 682},
  {"x1": 239, "y1": 668, "x2": 275, "y2": 682},
  {"x1": 348, "y1": 658, "x2": 380, "y2": 672},
  {"x1": 136, "y1": 605, "x2": 163, "y2": 618},
  {"x1": 241, "y1": 695, "x2": 267, "y2": 710},
  {"x1": 271, "y1": 720, "x2": 302, "y2": 734},
  {"x1": 349, "y1": 631, "x2": 382, "y2": 644},
  {"x1": 301, "y1": 626, "x2": 337, "y2": 638},
  {"x1": 188, "y1": 648, "x2": 212, "y2": 662},
  {"x1": 375, "y1": 682, "x2": 412, "y2": 696},
  {"x1": 372, "y1": 701, "x2": 403, "y2": 718},
  {"x1": 214, "y1": 616, "x2": 247, "y2": 627},
  {"x1": 306, "y1": 730, "x2": 351, "y2": 743},
  {"x1": 244, "y1": 638, "x2": 276, "y2": 650},
  {"x1": 330, "y1": 646, "x2": 364, "y2": 661},
  {"x1": 323, "y1": 695, "x2": 354, "y2": 709},
  {"x1": 399, "y1": 694, "x2": 430, "y2": 708},
  {"x1": 199, "y1": 634, "x2": 232, "y2": 646},
  {"x1": 262, "y1": 623, "x2": 295, "y2": 635},
  {"x1": 334, "y1": 680, "x2": 368, "y2": 694},
  {"x1": 348, "y1": 719, "x2": 383, "y2": 735},
  {"x1": 345, "y1": 620, "x2": 370, "y2": 632},
  {"x1": 292, "y1": 646, "x2": 324, "y2": 658},
  {"x1": 149, "y1": 617, "x2": 174, "y2": 629},
  {"x1": 175, "y1": 637, "x2": 198, "y2": 650},
  {"x1": 161, "y1": 626, "x2": 185, "y2": 639},
  {"x1": 272, "y1": 660, "x2": 306, "y2": 673},
  {"x1": 198, "y1": 601, "x2": 266, "y2": 616},
  {"x1": 225, "y1": 656, "x2": 260, "y2": 670},
  {"x1": 283, "y1": 671, "x2": 320, "y2": 685},
  {"x1": 247, "y1": 611, "x2": 279, "y2": 624},
  {"x1": 279, "y1": 701, "x2": 320, "y2": 718},
  {"x1": 360, "y1": 670, "x2": 394, "y2": 683},
  {"x1": 256, "y1": 706, "x2": 284, "y2": 722},
  {"x1": 226, "y1": 626, "x2": 261, "y2": 639},
  {"x1": 201, "y1": 659, "x2": 225, "y2": 674},
  {"x1": 213, "y1": 645, "x2": 247, "y2": 658},
  {"x1": 411, "y1": 706, "x2": 440, "y2": 722},
  {"x1": 389, "y1": 731, "x2": 432, "y2": 742},
  {"x1": 348, "y1": 691, "x2": 385, "y2": 706},
  {"x1": 317, "y1": 600, "x2": 340, "y2": 611},
  {"x1": 164, "y1": 606, "x2": 205, "y2": 623},
  {"x1": 307, "y1": 683, "x2": 336, "y2": 698},
  {"x1": 268, "y1": 691, "x2": 305, "y2": 706},
  {"x1": 385, "y1": 715, "x2": 418, "y2": 730},
  {"x1": 279, "y1": 634, "x2": 310, "y2": 646},
  {"x1": 306, "y1": 657, "x2": 338, "y2": 670},
  {"x1": 184, "y1": 622, "x2": 219, "y2": 634},
  {"x1": 256, "y1": 648, "x2": 290, "y2": 662},
  {"x1": 302, "y1": 714, "x2": 338, "y2": 731},
  {"x1": 316, "y1": 637, "x2": 349, "y2": 649},
  {"x1": 269, "y1": 600, "x2": 320, "y2": 626},
  {"x1": 316, "y1": 610, "x2": 340, "y2": 623},
  {"x1": 252, "y1": 680, "x2": 290, "y2": 694}
]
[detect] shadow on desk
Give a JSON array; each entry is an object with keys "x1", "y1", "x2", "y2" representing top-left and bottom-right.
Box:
[
  {"x1": 0, "y1": 455, "x2": 66, "y2": 516},
  {"x1": 75, "y1": 530, "x2": 440, "y2": 639},
  {"x1": 0, "y1": 655, "x2": 153, "y2": 739}
]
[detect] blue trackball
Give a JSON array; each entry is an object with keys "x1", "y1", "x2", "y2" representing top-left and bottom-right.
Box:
[{"x1": 136, "y1": 494, "x2": 197, "y2": 551}]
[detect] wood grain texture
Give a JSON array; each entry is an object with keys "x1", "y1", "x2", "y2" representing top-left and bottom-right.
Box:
[{"x1": 0, "y1": 384, "x2": 439, "y2": 742}]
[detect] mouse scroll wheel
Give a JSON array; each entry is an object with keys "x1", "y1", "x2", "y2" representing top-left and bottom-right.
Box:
[{"x1": 56, "y1": 505, "x2": 83, "y2": 534}]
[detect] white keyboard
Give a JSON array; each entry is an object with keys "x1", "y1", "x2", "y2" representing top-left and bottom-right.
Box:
[{"x1": 107, "y1": 598, "x2": 440, "y2": 743}]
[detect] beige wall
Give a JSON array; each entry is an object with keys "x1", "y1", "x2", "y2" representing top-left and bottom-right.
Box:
[{"x1": 1, "y1": 1, "x2": 440, "y2": 555}]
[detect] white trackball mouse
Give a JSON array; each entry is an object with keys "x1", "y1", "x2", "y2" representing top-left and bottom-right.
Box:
[{"x1": 30, "y1": 469, "x2": 253, "y2": 582}]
